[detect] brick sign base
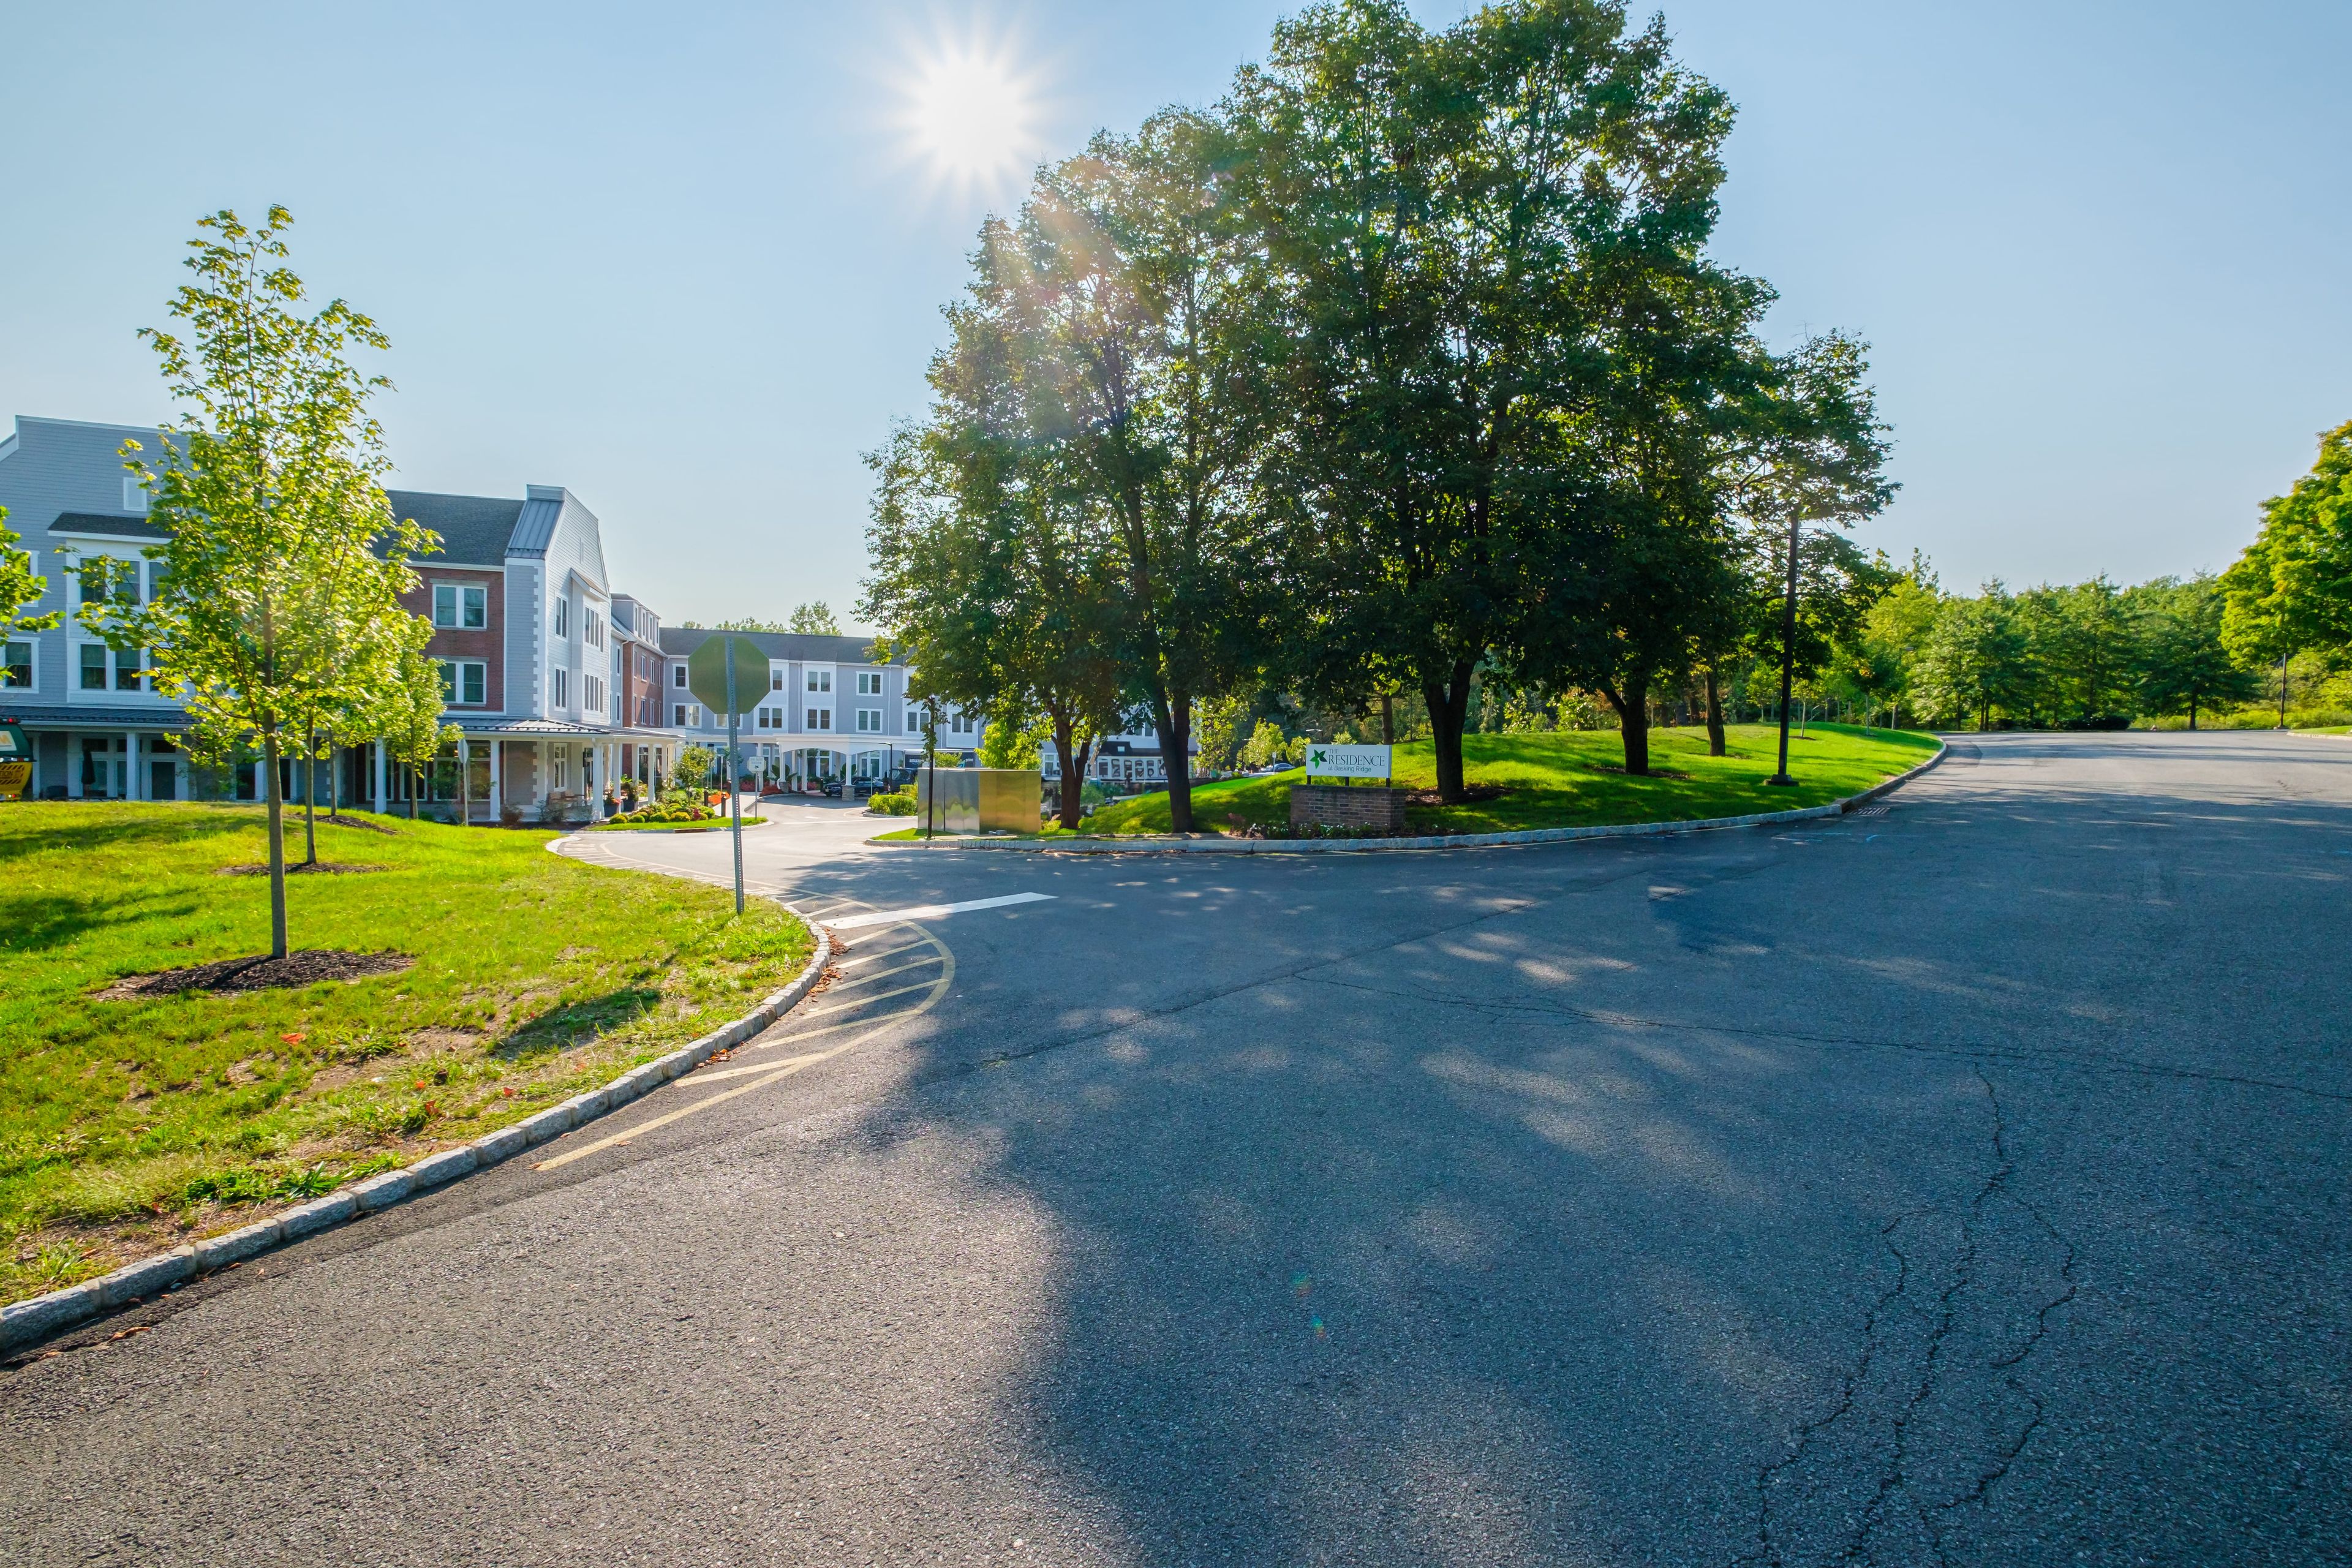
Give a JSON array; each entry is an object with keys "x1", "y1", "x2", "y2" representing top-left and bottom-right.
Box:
[{"x1": 1291, "y1": 783, "x2": 1409, "y2": 834}]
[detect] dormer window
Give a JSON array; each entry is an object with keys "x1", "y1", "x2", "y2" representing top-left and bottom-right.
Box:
[{"x1": 122, "y1": 477, "x2": 149, "y2": 514}]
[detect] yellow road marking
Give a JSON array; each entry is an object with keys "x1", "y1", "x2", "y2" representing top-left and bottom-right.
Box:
[
  {"x1": 837, "y1": 939, "x2": 931, "y2": 969},
  {"x1": 530, "y1": 927, "x2": 954, "y2": 1173},
  {"x1": 821, "y1": 955, "x2": 944, "y2": 992},
  {"x1": 801, "y1": 979, "x2": 943, "y2": 1019}
]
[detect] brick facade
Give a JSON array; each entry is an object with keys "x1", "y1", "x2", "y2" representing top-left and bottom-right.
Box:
[{"x1": 1290, "y1": 783, "x2": 1409, "y2": 834}]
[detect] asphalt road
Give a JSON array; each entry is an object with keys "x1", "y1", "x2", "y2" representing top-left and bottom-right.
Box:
[{"x1": 4, "y1": 732, "x2": 2346, "y2": 1567}]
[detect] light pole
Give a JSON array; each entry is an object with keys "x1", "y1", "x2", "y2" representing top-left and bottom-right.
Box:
[
  {"x1": 923, "y1": 697, "x2": 938, "y2": 842},
  {"x1": 1766, "y1": 508, "x2": 1803, "y2": 788}
]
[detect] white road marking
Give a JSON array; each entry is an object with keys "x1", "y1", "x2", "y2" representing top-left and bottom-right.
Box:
[{"x1": 827, "y1": 892, "x2": 1055, "y2": 929}]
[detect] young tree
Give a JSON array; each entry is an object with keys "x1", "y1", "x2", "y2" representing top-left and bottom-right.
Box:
[
  {"x1": 83, "y1": 207, "x2": 434, "y2": 959},
  {"x1": 368, "y1": 649, "x2": 458, "y2": 820},
  {"x1": 0, "y1": 506, "x2": 64, "y2": 657}
]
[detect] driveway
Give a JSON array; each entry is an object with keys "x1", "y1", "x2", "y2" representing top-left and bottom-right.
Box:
[{"x1": 4, "y1": 732, "x2": 2345, "y2": 1566}]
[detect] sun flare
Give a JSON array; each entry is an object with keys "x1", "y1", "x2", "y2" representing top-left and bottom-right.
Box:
[{"x1": 900, "y1": 32, "x2": 1041, "y2": 192}]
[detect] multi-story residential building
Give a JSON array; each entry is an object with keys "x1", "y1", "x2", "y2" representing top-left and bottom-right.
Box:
[
  {"x1": 1041, "y1": 731, "x2": 1193, "y2": 788},
  {"x1": 0, "y1": 413, "x2": 677, "y2": 820},
  {"x1": 658, "y1": 627, "x2": 974, "y2": 786}
]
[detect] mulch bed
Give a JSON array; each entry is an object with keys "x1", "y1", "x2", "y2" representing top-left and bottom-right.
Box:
[
  {"x1": 218, "y1": 862, "x2": 386, "y2": 876},
  {"x1": 94, "y1": 950, "x2": 415, "y2": 1000}
]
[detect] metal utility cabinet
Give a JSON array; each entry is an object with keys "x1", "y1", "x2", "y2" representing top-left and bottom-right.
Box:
[{"x1": 915, "y1": 767, "x2": 1039, "y2": 834}]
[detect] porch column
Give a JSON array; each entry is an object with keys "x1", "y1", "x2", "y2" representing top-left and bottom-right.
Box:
[
  {"x1": 488, "y1": 739, "x2": 502, "y2": 820},
  {"x1": 587, "y1": 745, "x2": 603, "y2": 821},
  {"x1": 127, "y1": 732, "x2": 140, "y2": 801},
  {"x1": 372, "y1": 742, "x2": 386, "y2": 813}
]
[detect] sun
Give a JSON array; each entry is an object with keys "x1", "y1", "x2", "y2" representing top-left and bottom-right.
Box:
[{"x1": 899, "y1": 31, "x2": 1041, "y2": 195}]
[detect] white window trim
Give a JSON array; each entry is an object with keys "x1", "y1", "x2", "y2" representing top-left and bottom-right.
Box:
[
  {"x1": 2, "y1": 636, "x2": 37, "y2": 693},
  {"x1": 439, "y1": 657, "x2": 489, "y2": 706}
]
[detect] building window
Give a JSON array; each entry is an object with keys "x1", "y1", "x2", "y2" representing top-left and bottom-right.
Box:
[
  {"x1": 675, "y1": 703, "x2": 694, "y2": 726},
  {"x1": 553, "y1": 668, "x2": 569, "y2": 708},
  {"x1": 2, "y1": 641, "x2": 29, "y2": 689},
  {"x1": 554, "y1": 597, "x2": 568, "y2": 639},
  {"x1": 433, "y1": 582, "x2": 488, "y2": 630},
  {"x1": 80, "y1": 642, "x2": 107, "y2": 690},
  {"x1": 949, "y1": 709, "x2": 973, "y2": 736},
  {"x1": 808, "y1": 707, "x2": 832, "y2": 731},
  {"x1": 806, "y1": 669, "x2": 831, "y2": 694},
  {"x1": 123, "y1": 476, "x2": 149, "y2": 514},
  {"x1": 771, "y1": 669, "x2": 784, "y2": 691},
  {"x1": 75, "y1": 557, "x2": 140, "y2": 607},
  {"x1": 905, "y1": 705, "x2": 927, "y2": 733},
  {"x1": 857, "y1": 670, "x2": 884, "y2": 695},
  {"x1": 856, "y1": 707, "x2": 881, "y2": 733},
  {"x1": 551, "y1": 747, "x2": 570, "y2": 791},
  {"x1": 438, "y1": 658, "x2": 488, "y2": 706},
  {"x1": 116, "y1": 649, "x2": 143, "y2": 691},
  {"x1": 585, "y1": 609, "x2": 605, "y2": 651},
  {"x1": 584, "y1": 674, "x2": 604, "y2": 714}
]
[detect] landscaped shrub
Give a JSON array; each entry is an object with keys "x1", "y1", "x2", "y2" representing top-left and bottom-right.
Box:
[
  {"x1": 868, "y1": 788, "x2": 916, "y2": 815},
  {"x1": 606, "y1": 801, "x2": 716, "y2": 826}
]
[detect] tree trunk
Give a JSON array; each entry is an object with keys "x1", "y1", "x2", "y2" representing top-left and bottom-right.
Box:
[
  {"x1": 409, "y1": 763, "x2": 420, "y2": 820},
  {"x1": 301, "y1": 722, "x2": 318, "y2": 866},
  {"x1": 261, "y1": 722, "x2": 289, "y2": 960},
  {"x1": 1423, "y1": 660, "x2": 1476, "y2": 803},
  {"x1": 2277, "y1": 651, "x2": 2290, "y2": 729},
  {"x1": 1703, "y1": 666, "x2": 1727, "y2": 756},
  {"x1": 1144, "y1": 683, "x2": 1194, "y2": 834},
  {"x1": 2187, "y1": 695, "x2": 2198, "y2": 731},
  {"x1": 1051, "y1": 714, "x2": 1090, "y2": 831},
  {"x1": 1381, "y1": 693, "x2": 1394, "y2": 745},
  {"x1": 1604, "y1": 674, "x2": 1651, "y2": 775}
]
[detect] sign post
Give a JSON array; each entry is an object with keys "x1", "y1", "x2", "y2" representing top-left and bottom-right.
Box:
[{"x1": 687, "y1": 635, "x2": 768, "y2": 915}]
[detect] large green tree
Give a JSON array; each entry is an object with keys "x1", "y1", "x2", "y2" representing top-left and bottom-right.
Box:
[
  {"x1": 1016, "y1": 112, "x2": 1277, "y2": 831},
  {"x1": 84, "y1": 207, "x2": 436, "y2": 958},
  {"x1": 1914, "y1": 585, "x2": 2030, "y2": 731},
  {"x1": 863, "y1": 213, "x2": 1128, "y2": 829},
  {"x1": 2132, "y1": 574, "x2": 2258, "y2": 728},
  {"x1": 2221, "y1": 420, "x2": 2352, "y2": 726}
]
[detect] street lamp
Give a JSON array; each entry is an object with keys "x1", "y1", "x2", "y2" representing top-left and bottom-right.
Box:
[{"x1": 1766, "y1": 508, "x2": 1804, "y2": 788}]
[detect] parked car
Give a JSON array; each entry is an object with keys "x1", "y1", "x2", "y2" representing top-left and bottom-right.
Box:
[{"x1": 821, "y1": 778, "x2": 844, "y2": 799}]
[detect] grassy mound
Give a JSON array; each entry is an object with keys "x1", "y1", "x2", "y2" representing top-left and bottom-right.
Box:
[
  {"x1": 0, "y1": 804, "x2": 812, "y2": 1304},
  {"x1": 1071, "y1": 723, "x2": 1937, "y2": 837}
]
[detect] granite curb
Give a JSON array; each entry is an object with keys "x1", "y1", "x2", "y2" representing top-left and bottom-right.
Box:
[
  {"x1": 882, "y1": 739, "x2": 1949, "y2": 856},
  {"x1": 1, "y1": 905, "x2": 832, "y2": 1357}
]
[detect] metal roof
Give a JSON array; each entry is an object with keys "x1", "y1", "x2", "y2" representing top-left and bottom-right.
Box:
[{"x1": 658, "y1": 627, "x2": 898, "y2": 664}]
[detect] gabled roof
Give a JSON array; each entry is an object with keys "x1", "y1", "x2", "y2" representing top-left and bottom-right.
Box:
[{"x1": 658, "y1": 627, "x2": 897, "y2": 665}]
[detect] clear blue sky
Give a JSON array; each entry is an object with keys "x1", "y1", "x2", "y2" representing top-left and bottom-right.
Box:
[{"x1": 4, "y1": 2, "x2": 2346, "y2": 628}]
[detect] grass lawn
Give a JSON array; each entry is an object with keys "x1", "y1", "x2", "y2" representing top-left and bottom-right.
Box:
[
  {"x1": 1063, "y1": 723, "x2": 1937, "y2": 837},
  {"x1": 0, "y1": 804, "x2": 812, "y2": 1306}
]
